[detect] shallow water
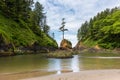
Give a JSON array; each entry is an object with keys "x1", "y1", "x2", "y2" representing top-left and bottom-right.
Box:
[{"x1": 0, "y1": 54, "x2": 120, "y2": 74}]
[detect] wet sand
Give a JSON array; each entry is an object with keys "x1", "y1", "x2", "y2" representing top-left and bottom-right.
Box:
[
  {"x1": 0, "y1": 71, "x2": 55, "y2": 80},
  {"x1": 22, "y1": 69, "x2": 120, "y2": 80}
]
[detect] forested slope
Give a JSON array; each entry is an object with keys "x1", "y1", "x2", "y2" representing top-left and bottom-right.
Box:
[
  {"x1": 77, "y1": 7, "x2": 120, "y2": 49},
  {"x1": 0, "y1": 0, "x2": 58, "y2": 55}
]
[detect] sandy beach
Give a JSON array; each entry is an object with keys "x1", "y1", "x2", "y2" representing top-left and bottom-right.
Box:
[{"x1": 22, "y1": 69, "x2": 120, "y2": 80}]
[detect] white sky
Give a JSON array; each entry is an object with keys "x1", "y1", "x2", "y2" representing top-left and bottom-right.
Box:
[{"x1": 34, "y1": 0, "x2": 120, "y2": 47}]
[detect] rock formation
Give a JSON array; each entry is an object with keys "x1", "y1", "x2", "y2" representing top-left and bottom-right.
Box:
[
  {"x1": 74, "y1": 41, "x2": 86, "y2": 51},
  {"x1": 60, "y1": 39, "x2": 72, "y2": 50}
]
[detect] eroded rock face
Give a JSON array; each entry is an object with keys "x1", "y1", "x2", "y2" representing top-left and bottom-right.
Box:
[
  {"x1": 74, "y1": 41, "x2": 86, "y2": 51},
  {"x1": 74, "y1": 41, "x2": 103, "y2": 52},
  {"x1": 60, "y1": 39, "x2": 72, "y2": 50}
]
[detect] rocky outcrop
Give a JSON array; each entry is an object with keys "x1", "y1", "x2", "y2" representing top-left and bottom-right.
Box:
[
  {"x1": 74, "y1": 40, "x2": 103, "y2": 53},
  {"x1": 15, "y1": 41, "x2": 57, "y2": 54},
  {"x1": 74, "y1": 41, "x2": 86, "y2": 51},
  {"x1": 60, "y1": 39, "x2": 72, "y2": 50}
]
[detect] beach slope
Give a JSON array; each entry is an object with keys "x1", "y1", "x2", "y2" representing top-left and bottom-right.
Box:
[{"x1": 22, "y1": 69, "x2": 120, "y2": 80}]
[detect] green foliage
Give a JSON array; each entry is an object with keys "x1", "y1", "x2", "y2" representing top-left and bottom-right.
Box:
[
  {"x1": 0, "y1": 0, "x2": 34, "y2": 21},
  {"x1": 0, "y1": 0, "x2": 58, "y2": 54},
  {"x1": 43, "y1": 25, "x2": 50, "y2": 34},
  {"x1": 83, "y1": 38, "x2": 98, "y2": 47},
  {"x1": 77, "y1": 7, "x2": 120, "y2": 49},
  {"x1": 0, "y1": 13, "x2": 57, "y2": 49},
  {"x1": 0, "y1": 30, "x2": 11, "y2": 44},
  {"x1": 33, "y1": 1, "x2": 44, "y2": 26}
]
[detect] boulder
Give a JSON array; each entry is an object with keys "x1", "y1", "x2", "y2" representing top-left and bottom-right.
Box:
[{"x1": 60, "y1": 39, "x2": 72, "y2": 50}]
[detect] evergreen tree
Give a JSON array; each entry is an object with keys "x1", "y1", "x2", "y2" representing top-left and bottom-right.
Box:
[
  {"x1": 52, "y1": 32, "x2": 55, "y2": 39},
  {"x1": 43, "y1": 25, "x2": 50, "y2": 34},
  {"x1": 34, "y1": 1, "x2": 44, "y2": 26},
  {"x1": 0, "y1": 0, "x2": 33, "y2": 21},
  {"x1": 59, "y1": 18, "x2": 68, "y2": 40}
]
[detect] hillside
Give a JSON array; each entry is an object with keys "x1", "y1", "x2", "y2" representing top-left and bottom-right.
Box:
[
  {"x1": 0, "y1": 1, "x2": 58, "y2": 56},
  {"x1": 77, "y1": 7, "x2": 120, "y2": 49},
  {"x1": 0, "y1": 15, "x2": 57, "y2": 55},
  {"x1": 0, "y1": 14, "x2": 58, "y2": 55}
]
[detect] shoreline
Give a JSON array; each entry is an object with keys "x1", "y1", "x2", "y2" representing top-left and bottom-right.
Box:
[
  {"x1": 22, "y1": 69, "x2": 120, "y2": 80},
  {"x1": 0, "y1": 47, "x2": 120, "y2": 57}
]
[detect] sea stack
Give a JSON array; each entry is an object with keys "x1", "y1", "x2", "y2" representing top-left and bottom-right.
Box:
[{"x1": 60, "y1": 39, "x2": 72, "y2": 50}]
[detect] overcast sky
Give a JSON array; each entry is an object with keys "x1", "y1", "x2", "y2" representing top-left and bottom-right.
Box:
[{"x1": 34, "y1": 0, "x2": 120, "y2": 47}]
